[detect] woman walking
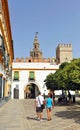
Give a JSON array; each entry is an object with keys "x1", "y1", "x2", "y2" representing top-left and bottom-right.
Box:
[{"x1": 46, "y1": 93, "x2": 54, "y2": 121}]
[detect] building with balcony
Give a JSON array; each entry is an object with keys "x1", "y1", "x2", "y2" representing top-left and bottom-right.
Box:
[{"x1": 0, "y1": 0, "x2": 14, "y2": 99}]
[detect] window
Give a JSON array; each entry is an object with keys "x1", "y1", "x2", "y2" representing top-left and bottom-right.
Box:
[
  {"x1": 0, "y1": 35, "x2": 2, "y2": 47},
  {"x1": 14, "y1": 71, "x2": 19, "y2": 80},
  {"x1": 29, "y1": 71, "x2": 35, "y2": 80},
  {"x1": 35, "y1": 45, "x2": 37, "y2": 49}
]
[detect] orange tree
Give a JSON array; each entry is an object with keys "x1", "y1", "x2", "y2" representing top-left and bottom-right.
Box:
[{"x1": 44, "y1": 59, "x2": 80, "y2": 91}]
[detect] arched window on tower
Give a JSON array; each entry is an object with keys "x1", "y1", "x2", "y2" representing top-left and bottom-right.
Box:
[
  {"x1": 35, "y1": 45, "x2": 37, "y2": 49},
  {"x1": 28, "y1": 59, "x2": 31, "y2": 62}
]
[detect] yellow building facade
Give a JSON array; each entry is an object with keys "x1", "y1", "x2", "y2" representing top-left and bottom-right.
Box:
[{"x1": 0, "y1": 0, "x2": 14, "y2": 99}]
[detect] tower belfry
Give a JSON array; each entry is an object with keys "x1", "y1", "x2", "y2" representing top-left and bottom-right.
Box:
[
  {"x1": 33, "y1": 32, "x2": 39, "y2": 50},
  {"x1": 30, "y1": 32, "x2": 43, "y2": 59}
]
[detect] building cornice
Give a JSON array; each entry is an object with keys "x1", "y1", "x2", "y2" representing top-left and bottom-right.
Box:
[
  {"x1": 12, "y1": 68, "x2": 58, "y2": 71},
  {"x1": 1, "y1": 0, "x2": 14, "y2": 62}
]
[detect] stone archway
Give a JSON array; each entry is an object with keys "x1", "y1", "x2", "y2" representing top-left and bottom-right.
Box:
[{"x1": 24, "y1": 83, "x2": 39, "y2": 99}]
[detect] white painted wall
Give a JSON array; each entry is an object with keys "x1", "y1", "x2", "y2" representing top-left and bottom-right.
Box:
[{"x1": 11, "y1": 62, "x2": 59, "y2": 99}]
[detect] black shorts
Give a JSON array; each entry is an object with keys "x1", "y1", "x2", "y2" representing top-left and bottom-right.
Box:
[{"x1": 36, "y1": 107, "x2": 43, "y2": 113}]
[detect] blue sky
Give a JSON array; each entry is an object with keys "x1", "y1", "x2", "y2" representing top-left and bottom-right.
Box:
[{"x1": 8, "y1": 0, "x2": 80, "y2": 59}]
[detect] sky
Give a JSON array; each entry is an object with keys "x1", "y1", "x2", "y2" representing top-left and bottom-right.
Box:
[{"x1": 8, "y1": 0, "x2": 80, "y2": 59}]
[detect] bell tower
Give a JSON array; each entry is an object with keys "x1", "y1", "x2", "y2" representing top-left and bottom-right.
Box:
[{"x1": 30, "y1": 32, "x2": 43, "y2": 59}]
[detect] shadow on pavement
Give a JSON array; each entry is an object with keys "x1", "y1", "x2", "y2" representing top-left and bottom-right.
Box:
[
  {"x1": 54, "y1": 105, "x2": 80, "y2": 124},
  {"x1": 27, "y1": 116, "x2": 38, "y2": 121},
  {"x1": 27, "y1": 116, "x2": 47, "y2": 121}
]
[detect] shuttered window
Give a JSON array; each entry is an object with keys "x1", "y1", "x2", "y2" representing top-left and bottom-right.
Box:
[
  {"x1": 29, "y1": 71, "x2": 35, "y2": 80},
  {"x1": 14, "y1": 71, "x2": 19, "y2": 80}
]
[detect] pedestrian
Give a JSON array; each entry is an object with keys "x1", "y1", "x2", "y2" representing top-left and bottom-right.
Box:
[
  {"x1": 53, "y1": 91, "x2": 55, "y2": 104},
  {"x1": 46, "y1": 93, "x2": 54, "y2": 121},
  {"x1": 50, "y1": 91, "x2": 53, "y2": 98},
  {"x1": 34, "y1": 92, "x2": 45, "y2": 121},
  {"x1": 50, "y1": 90, "x2": 55, "y2": 104},
  {"x1": 43, "y1": 93, "x2": 46, "y2": 99},
  {"x1": 68, "y1": 91, "x2": 71, "y2": 103}
]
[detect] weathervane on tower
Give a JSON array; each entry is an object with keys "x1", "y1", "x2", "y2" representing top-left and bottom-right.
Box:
[
  {"x1": 35, "y1": 32, "x2": 38, "y2": 36},
  {"x1": 35, "y1": 32, "x2": 38, "y2": 35}
]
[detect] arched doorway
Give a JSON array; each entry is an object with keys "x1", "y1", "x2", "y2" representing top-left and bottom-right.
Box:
[{"x1": 24, "y1": 83, "x2": 39, "y2": 99}]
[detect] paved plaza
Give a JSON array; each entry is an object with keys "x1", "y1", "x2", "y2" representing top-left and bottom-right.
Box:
[{"x1": 0, "y1": 99, "x2": 80, "y2": 130}]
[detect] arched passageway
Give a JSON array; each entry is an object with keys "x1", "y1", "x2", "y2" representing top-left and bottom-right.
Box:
[{"x1": 24, "y1": 83, "x2": 39, "y2": 99}]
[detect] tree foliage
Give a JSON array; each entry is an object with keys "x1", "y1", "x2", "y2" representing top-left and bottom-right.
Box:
[{"x1": 44, "y1": 59, "x2": 80, "y2": 90}]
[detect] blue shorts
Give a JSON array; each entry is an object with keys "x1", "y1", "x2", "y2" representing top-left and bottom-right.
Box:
[{"x1": 46, "y1": 107, "x2": 52, "y2": 110}]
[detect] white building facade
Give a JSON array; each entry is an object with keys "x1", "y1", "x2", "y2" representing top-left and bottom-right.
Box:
[
  {"x1": 11, "y1": 62, "x2": 59, "y2": 99},
  {"x1": 11, "y1": 33, "x2": 73, "y2": 99}
]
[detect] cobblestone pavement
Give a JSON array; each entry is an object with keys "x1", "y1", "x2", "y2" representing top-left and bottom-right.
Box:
[{"x1": 0, "y1": 99, "x2": 80, "y2": 130}]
